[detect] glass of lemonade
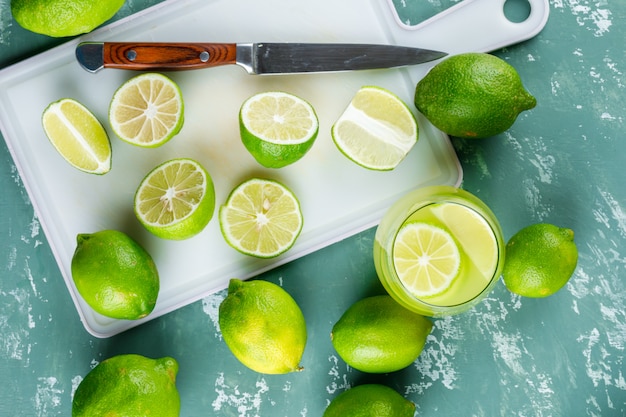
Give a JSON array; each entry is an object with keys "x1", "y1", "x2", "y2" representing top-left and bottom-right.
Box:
[{"x1": 373, "y1": 185, "x2": 505, "y2": 317}]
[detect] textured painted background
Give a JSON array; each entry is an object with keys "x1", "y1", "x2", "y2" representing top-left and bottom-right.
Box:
[{"x1": 1, "y1": 0, "x2": 625, "y2": 416}]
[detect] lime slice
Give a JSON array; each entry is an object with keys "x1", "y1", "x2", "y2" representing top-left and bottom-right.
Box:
[
  {"x1": 42, "y1": 98, "x2": 111, "y2": 175},
  {"x1": 393, "y1": 222, "x2": 460, "y2": 298},
  {"x1": 239, "y1": 91, "x2": 319, "y2": 168},
  {"x1": 109, "y1": 73, "x2": 184, "y2": 147},
  {"x1": 134, "y1": 158, "x2": 215, "y2": 240},
  {"x1": 431, "y1": 203, "x2": 498, "y2": 278},
  {"x1": 331, "y1": 86, "x2": 418, "y2": 170},
  {"x1": 219, "y1": 178, "x2": 303, "y2": 258}
]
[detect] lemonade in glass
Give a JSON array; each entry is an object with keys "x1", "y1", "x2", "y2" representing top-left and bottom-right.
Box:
[{"x1": 373, "y1": 185, "x2": 505, "y2": 316}]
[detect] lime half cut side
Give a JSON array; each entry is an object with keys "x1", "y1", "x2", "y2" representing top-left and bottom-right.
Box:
[
  {"x1": 393, "y1": 222, "x2": 461, "y2": 298},
  {"x1": 134, "y1": 158, "x2": 215, "y2": 240},
  {"x1": 109, "y1": 73, "x2": 184, "y2": 147},
  {"x1": 331, "y1": 86, "x2": 418, "y2": 171},
  {"x1": 42, "y1": 98, "x2": 111, "y2": 175},
  {"x1": 240, "y1": 91, "x2": 319, "y2": 168},
  {"x1": 219, "y1": 178, "x2": 303, "y2": 258}
]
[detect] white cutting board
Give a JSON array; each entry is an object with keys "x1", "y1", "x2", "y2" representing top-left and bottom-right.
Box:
[{"x1": 0, "y1": 0, "x2": 549, "y2": 337}]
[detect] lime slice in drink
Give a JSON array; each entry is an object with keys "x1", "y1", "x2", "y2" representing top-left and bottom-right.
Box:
[
  {"x1": 42, "y1": 98, "x2": 111, "y2": 175},
  {"x1": 109, "y1": 73, "x2": 184, "y2": 147},
  {"x1": 393, "y1": 222, "x2": 461, "y2": 297},
  {"x1": 219, "y1": 178, "x2": 303, "y2": 258},
  {"x1": 431, "y1": 202, "x2": 498, "y2": 278},
  {"x1": 134, "y1": 158, "x2": 215, "y2": 240},
  {"x1": 239, "y1": 91, "x2": 319, "y2": 168},
  {"x1": 331, "y1": 86, "x2": 418, "y2": 170}
]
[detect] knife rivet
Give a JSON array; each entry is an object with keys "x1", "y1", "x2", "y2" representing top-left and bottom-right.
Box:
[
  {"x1": 200, "y1": 51, "x2": 210, "y2": 62},
  {"x1": 126, "y1": 50, "x2": 137, "y2": 61}
]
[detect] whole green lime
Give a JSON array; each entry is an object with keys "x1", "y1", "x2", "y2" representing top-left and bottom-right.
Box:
[
  {"x1": 331, "y1": 295, "x2": 432, "y2": 373},
  {"x1": 11, "y1": 0, "x2": 125, "y2": 37},
  {"x1": 324, "y1": 384, "x2": 415, "y2": 417},
  {"x1": 219, "y1": 278, "x2": 307, "y2": 374},
  {"x1": 71, "y1": 230, "x2": 160, "y2": 320},
  {"x1": 72, "y1": 354, "x2": 180, "y2": 417},
  {"x1": 502, "y1": 223, "x2": 578, "y2": 297},
  {"x1": 414, "y1": 52, "x2": 536, "y2": 138}
]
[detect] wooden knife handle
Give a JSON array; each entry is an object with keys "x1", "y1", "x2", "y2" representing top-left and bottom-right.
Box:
[{"x1": 103, "y1": 42, "x2": 238, "y2": 70}]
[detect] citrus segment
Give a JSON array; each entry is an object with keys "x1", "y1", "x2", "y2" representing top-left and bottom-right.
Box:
[
  {"x1": 134, "y1": 158, "x2": 215, "y2": 240},
  {"x1": 42, "y1": 98, "x2": 111, "y2": 175},
  {"x1": 240, "y1": 91, "x2": 319, "y2": 168},
  {"x1": 331, "y1": 86, "x2": 418, "y2": 170},
  {"x1": 219, "y1": 178, "x2": 303, "y2": 258},
  {"x1": 109, "y1": 73, "x2": 184, "y2": 147},
  {"x1": 393, "y1": 222, "x2": 460, "y2": 298}
]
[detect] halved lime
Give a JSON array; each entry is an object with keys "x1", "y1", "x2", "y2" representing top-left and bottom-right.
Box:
[
  {"x1": 219, "y1": 178, "x2": 303, "y2": 258},
  {"x1": 331, "y1": 86, "x2": 418, "y2": 170},
  {"x1": 134, "y1": 158, "x2": 215, "y2": 240},
  {"x1": 42, "y1": 98, "x2": 111, "y2": 175},
  {"x1": 393, "y1": 222, "x2": 460, "y2": 297},
  {"x1": 239, "y1": 91, "x2": 319, "y2": 168},
  {"x1": 109, "y1": 73, "x2": 184, "y2": 147}
]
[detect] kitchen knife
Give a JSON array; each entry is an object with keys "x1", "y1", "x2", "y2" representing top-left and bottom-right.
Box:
[{"x1": 75, "y1": 42, "x2": 446, "y2": 74}]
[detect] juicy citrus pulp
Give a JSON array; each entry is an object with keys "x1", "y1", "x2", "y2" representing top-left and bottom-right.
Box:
[
  {"x1": 393, "y1": 222, "x2": 461, "y2": 298},
  {"x1": 331, "y1": 86, "x2": 418, "y2": 170},
  {"x1": 42, "y1": 98, "x2": 111, "y2": 174},
  {"x1": 109, "y1": 73, "x2": 184, "y2": 147},
  {"x1": 240, "y1": 91, "x2": 319, "y2": 168},
  {"x1": 330, "y1": 295, "x2": 432, "y2": 373},
  {"x1": 11, "y1": 0, "x2": 125, "y2": 37},
  {"x1": 503, "y1": 223, "x2": 578, "y2": 297},
  {"x1": 219, "y1": 178, "x2": 303, "y2": 258},
  {"x1": 323, "y1": 384, "x2": 415, "y2": 417},
  {"x1": 414, "y1": 52, "x2": 536, "y2": 138},
  {"x1": 70, "y1": 230, "x2": 159, "y2": 320},
  {"x1": 219, "y1": 278, "x2": 307, "y2": 374},
  {"x1": 430, "y1": 202, "x2": 498, "y2": 278},
  {"x1": 134, "y1": 158, "x2": 215, "y2": 240},
  {"x1": 72, "y1": 354, "x2": 180, "y2": 417}
]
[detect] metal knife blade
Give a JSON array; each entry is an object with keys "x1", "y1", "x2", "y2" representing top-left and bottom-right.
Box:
[{"x1": 75, "y1": 42, "x2": 447, "y2": 74}]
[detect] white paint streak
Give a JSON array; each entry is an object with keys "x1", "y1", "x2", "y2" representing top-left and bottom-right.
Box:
[
  {"x1": 212, "y1": 372, "x2": 270, "y2": 416},
  {"x1": 409, "y1": 315, "x2": 459, "y2": 394},
  {"x1": 598, "y1": 189, "x2": 626, "y2": 239},
  {"x1": 555, "y1": 0, "x2": 613, "y2": 36},
  {"x1": 33, "y1": 377, "x2": 63, "y2": 416},
  {"x1": 71, "y1": 375, "x2": 83, "y2": 398},
  {"x1": 201, "y1": 291, "x2": 226, "y2": 339},
  {"x1": 325, "y1": 354, "x2": 350, "y2": 395}
]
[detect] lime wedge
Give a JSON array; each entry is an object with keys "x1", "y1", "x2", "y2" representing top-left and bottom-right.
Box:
[
  {"x1": 109, "y1": 73, "x2": 184, "y2": 147},
  {"x1": 42, "y1": 98, "x2": 111, "y2": 175},
  {"x1": 219, "y1": 178, "x2": 303, "y2": 258},
  {"x1": 393, "y1": 222, "x2": 461, "y2": 298},
  {"x1": 134, "y1": 158, "x2": 215, "y2": 240},
  {"x1": 331, "y1": 86, "x2": 418, "y2": 170},
  {"x1": 240, "y1": 91, "x2": 319, "y2": 168}
]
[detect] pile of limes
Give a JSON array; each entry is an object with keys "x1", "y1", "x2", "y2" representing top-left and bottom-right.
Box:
[{"x1": 35, "y1": 27, "x2": 579, "y2": 414}]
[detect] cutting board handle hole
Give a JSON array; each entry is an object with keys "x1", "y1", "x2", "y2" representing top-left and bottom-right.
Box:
[{"x1": 503, "y1": 0, "x2": 531, "y2": 23}]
